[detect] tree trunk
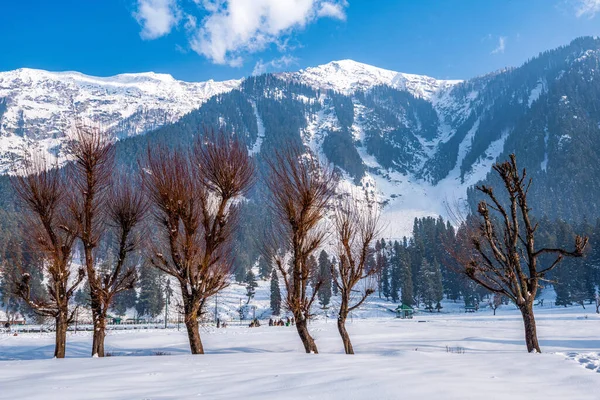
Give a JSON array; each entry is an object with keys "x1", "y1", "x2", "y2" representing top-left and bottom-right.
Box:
[
  {"x1": 337, "y1": 315, "x2": 354, "y2": 354},
  {"x1": 184, "y1": 313, "x2": 204, "y2": 354},
  {"x1": 91, "y1": 310, "x2": 107, "y2": 357},
  {"x1": 54, "y1": 310, "x2": 68, "y2": 359},
  {"x1": 520, "y1": 303, "x2": 541, "y2": 353},
  {"x1": 295, "y1": 316, "x2": 318, "y2": 354}
]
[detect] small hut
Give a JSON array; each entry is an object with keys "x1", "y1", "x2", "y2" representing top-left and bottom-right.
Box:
[{"x1": 395, "y1": 304, "x2": 414, "y2": 319}]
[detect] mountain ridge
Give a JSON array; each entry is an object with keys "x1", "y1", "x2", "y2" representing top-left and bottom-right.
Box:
[{"x1": 2, "y1": 37, "x2": 600, "y2": 237}]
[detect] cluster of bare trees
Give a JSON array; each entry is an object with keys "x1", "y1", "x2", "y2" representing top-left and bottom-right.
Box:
[
  {"x1": 11, "y1": 125, "x2": 583, "y2": 358},
  {"x1": 9, "y1": 128, "x2": 381, "y2": 358},
  {"x1": 11, "y1": 127, "x2": 147, "y2": 358}
]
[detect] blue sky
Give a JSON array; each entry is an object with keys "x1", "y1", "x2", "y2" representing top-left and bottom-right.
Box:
[{"x1": 1, "y1": 0, "x2": 599, "y2": 82}]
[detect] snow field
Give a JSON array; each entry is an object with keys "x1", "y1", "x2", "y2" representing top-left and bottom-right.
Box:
[{"x1": 1, "y1": 308, "x2": 599, "y2": 399}]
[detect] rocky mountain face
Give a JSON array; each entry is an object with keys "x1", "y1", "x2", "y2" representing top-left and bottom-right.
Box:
[
  {"x1": 0, "y1": 68, "x2": 240, "y2": 169},
  {"x1": 2, "y1": 37, "x2": 600, "y2": 236}
]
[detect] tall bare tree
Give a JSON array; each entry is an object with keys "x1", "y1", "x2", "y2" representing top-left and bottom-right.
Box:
[
  {"x1": 144, "y1": 132, "x2": 255, "y2": 354},
  {"x1": 332, "y1": 194, "x2": 380, "y2": 354},
  {"x1": 11, "y1": 160, "x2": 84, "y2": 358},
  {"x1": 265, "y1": 146, "x2": 336, "y2": 354},
  {"x1": 460, "y1": 154, "x2": 587, "y2": 353},
  {"x1": 67, "y1": 125, "x2": 115, "y2": 357},
  {"x1": 90, "y1": 178, "x2": 147, "y2": 356}
]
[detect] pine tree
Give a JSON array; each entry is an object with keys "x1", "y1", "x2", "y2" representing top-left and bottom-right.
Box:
[
  {"x1": 270, "y1": 269, "x2": 281, "y2": 315},
  {"x1": 390, "y1": 241, "x2": 402, "y2": 302},
  {"x1": 331, "y1": 257, "x2": 339, "y2": 296},
  {"x1": 381, "y1": 255, "x2": 391, "y2": 300},
  {"x1": 416, "y1": 259, "x2": 442, "y2": 311},
  {"x1": 73, "y1": 286, "x2": 89, "y2": 306},
  {"x1": 111, "y1": 287, "x2": 137, "y2": 316},
  {"x1": 136, "y1": 265, "x2": 165, "y2": 319},
  {"x1": 317, "y1": 250, "x2": 332, "y2": 308},
  {"x1": 400, "y1": 248, "x2": 414, "y2": 306},
  {"x1": 245, "y1": 269, "x2": 258, "y2": 304}
]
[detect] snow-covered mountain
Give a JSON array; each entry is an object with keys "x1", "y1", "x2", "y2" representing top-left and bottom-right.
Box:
[
  {"x1": 0, "y1": 60, "x2": 459, "y2": 175},
  {"x1": 2, "y1": 37, "x2": 600, "y2": 237},
  {"x1": 282, "y1": 59, "x2": 461, "y2": 99},
  {"x1": 0, "y1": 68, "x2": 241, "y2": 168}
]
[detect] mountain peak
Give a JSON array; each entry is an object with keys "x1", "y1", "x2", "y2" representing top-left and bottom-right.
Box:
[{"x1": 289, "y1": 59, "x2": 461, "y2": 99}]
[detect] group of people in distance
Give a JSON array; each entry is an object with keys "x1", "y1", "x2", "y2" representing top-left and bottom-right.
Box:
[
  {"x1": 217, "y1": 317, "x2": 296, "y2": 328},
  {"x1": 268, "y1": 317, "x2": 295, "y2": 327}
]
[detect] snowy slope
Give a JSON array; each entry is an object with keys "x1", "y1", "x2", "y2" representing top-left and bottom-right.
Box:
[
  {"x1": 0, "y1": 68, "x2": 241, "y2": 169},
  {"x1": 284, "y1": 59, "x2": 461, "y2": 99}
]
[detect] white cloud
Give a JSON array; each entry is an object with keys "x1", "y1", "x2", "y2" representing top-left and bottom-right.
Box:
[
  {"x1": 134, "y1": 0, "x2": 181, "y2": 39},
  {"x1": 191, "y1": 0, "x2": 348, "y2": 65},
  {"x1": 574, "y1": 0, "x2": 600, "y2": 17},
  {"x1": 252, "y1": 55, "x2": 298, "y2": 75},
  {"x1": 491, "y1": 36, "x2": 506, "y2": 55},
  {"x1": 317, "y1": 1, "x2": 347, "y2": 20},
  {"x1": 133, "y1": 0, "x2": 348, "y2": 66}
]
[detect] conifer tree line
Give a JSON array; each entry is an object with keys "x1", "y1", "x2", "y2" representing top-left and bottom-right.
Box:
[{"x1": 263, "y1": 215, "x2": 600, "y2": 316}]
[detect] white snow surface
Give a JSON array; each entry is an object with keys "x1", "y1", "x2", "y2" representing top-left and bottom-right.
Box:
[
  {"x1": 287, "y1": 59, "x2": 461, "y2": 99},
  {"x1": 1, "y1": 306, "x2": 599, "y2": 399},
  {"x1": 0, "y1": 68, "x2": 241, "y2": 170}
]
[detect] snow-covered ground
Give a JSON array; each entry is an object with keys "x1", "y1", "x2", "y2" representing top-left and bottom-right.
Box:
[{"x1": 1, "y1": 306, "x2": 599, "y2": 399}]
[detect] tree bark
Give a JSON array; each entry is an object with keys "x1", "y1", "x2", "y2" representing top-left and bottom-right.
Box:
[
  {"x1": 337, "y1": 296, "x2": 354, "y2": 354},
  {"x1": 520, "y1": 303, "x2": 541, "y2": 353},
  {"x1": 337, "y1": 315, "x2": 354, "y2": 354},
  {"x1": 54, "y1": 310, "x2": 68, "y2": 359},
  {"x1": 184, "y1": 315, "x2": 204, "y2": 354},
  {"x1": 295, "y1": 316, "x2": 318, "y2": 354},
  {"x1": 91, "y1": 311, "x2": 107, "y2": 357}
]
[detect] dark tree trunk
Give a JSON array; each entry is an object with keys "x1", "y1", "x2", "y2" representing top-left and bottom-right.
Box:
[
  {"x1": 184, "y1": 315, "x2": 204, "y2": 354},
  {"x1": 295, "y1": 316, "x2": 318, "y2": 354},
  {"x1": 92, "y1": 310, "x2": 107, "y2": 357},
  {"x1": 337, "y1": 315, "x2": 354, "y2": 354},
  {"x1": 337, "y1": 297, "x2": 354, "y2": 354},
  {"x1": 520, "y1": 303, "x2": 541, "y2": 353},
  {"x1": 54, "y1": 310, "x2": 68, "y2": 359}
]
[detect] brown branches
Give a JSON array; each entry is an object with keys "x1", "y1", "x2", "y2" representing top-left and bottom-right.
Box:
[
  {"x1": 11, "y1": 158, "x2": 82, "y2": 358},
  {"x1": 332, "y1": 192, "x2": 381, "y2": 354},
  {"x1": 67, "y1": 125, "x2": 114, "y2": 252},
  {"x1": 264, "y1": 144, "x2": 337, "y2": 354},
  {"x1": 143, "y1": 129, "x2": 255, "y2": 354},
  {"x1": 456, "y1": 153, "x2": 588, "y2": 353},
  {"x1": 102, "y1": 177, "x2": 148, "y2": 300}
]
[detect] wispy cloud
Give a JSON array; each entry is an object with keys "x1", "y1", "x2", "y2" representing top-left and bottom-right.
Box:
[
  {"x1": 132, "y1": 0, "x2": 348, "y2": 67},
  {"x1": 491, "y1": 36, "x2": 506, "y2": 55},
  {"x1": 252, "y1": 55, "x2": 298, "y2": 75},
  {"x1": 134, "y1": 0, "x2": 181, "y2": 40},
  {"x1": 574, "y1": 0, "x2": 600, "y2": 17}
]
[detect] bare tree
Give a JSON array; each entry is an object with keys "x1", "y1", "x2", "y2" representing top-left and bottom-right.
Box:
[
  {"x1": 11, "y1": 160, "x2": 83, "y2": 358},
  {"x1": 143, "y1": 132, "x2": 255, "y2": 354},
  {"x1": 459, "y1": 154, "x2": 587, "y2": 353},
  {"x1": 67, "y1": 125, "x2": 115, "y2": 357},
  {"x1": 88, "y1": 178, "x2": 147, "y2": 356},
  {"x1": 264, "y1": 146, "x2": 336, "y2": 354},
  {"x1": 332, "y1": 194, "x2": 381, "y2": 354}
]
